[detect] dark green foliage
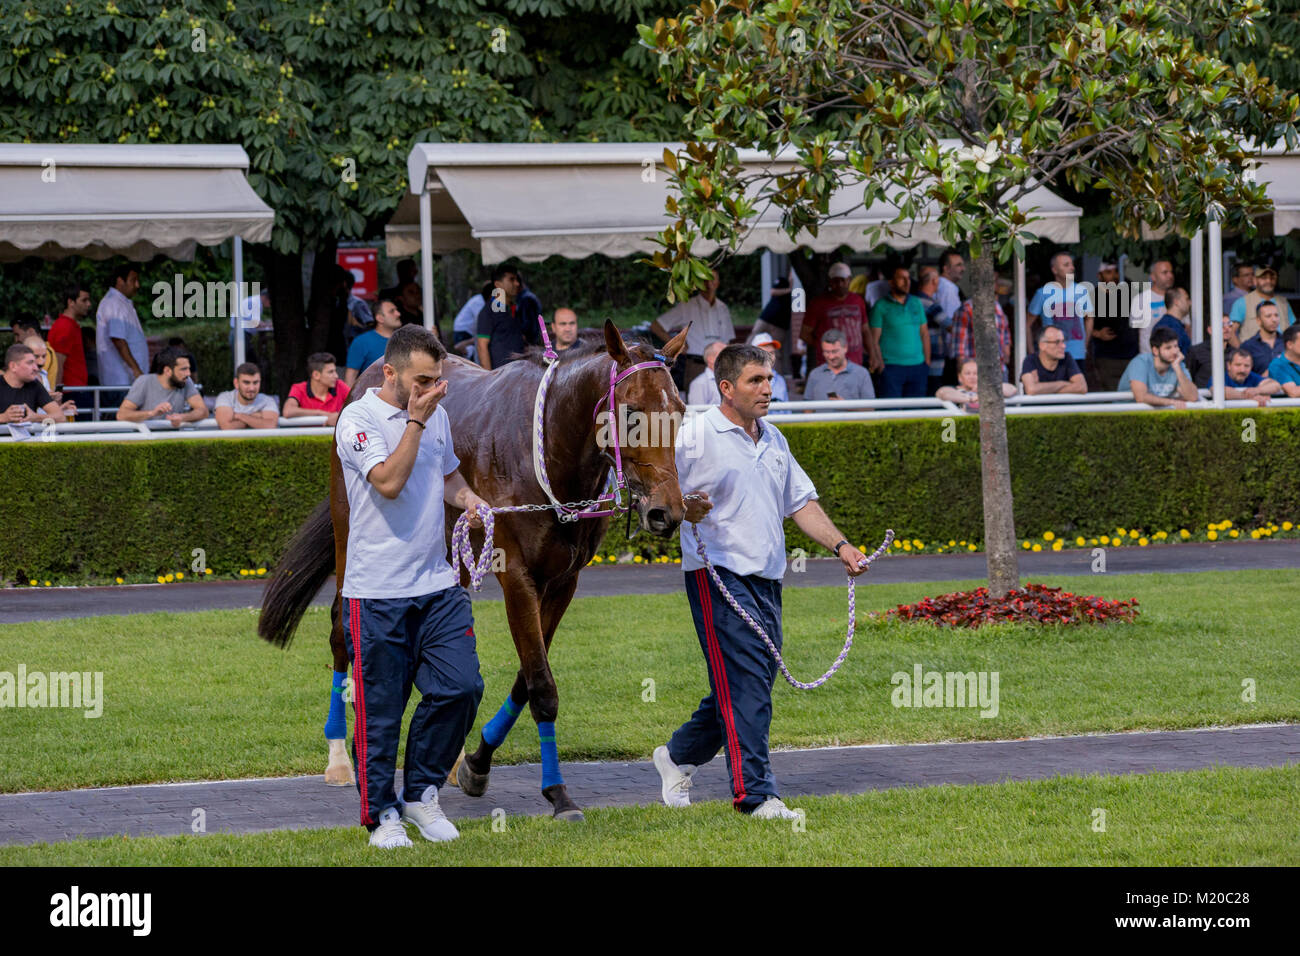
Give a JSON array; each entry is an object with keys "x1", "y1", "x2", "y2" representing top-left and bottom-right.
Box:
[{"x1": 5, "y1": 409, "x2": 1298, "y2": 581}]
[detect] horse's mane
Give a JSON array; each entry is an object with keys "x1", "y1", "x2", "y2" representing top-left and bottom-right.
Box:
[{"x1": 518, "y1": 327, "x2": 658, "y2": 367}]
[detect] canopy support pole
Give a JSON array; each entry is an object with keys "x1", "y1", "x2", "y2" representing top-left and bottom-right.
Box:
[
  {"x1": 1014, "y1": 252, "x2": 1026, "y2": 386},
  {"x1": 233, "y1": 236, "x2": 245, "y2": 373},
  {"x1": 1190, "y1": 228, "x2": 1204, "y2": 345},
  {"x1": 419, "y1": 190, "x2": 436, "y2": 335},
  {"x1": 1207, "y1": 219, "x2": 1225, "y2": 408}
]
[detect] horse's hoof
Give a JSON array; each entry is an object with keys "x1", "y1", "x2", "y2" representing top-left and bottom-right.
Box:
[
  {"x1": 542, "y1": 784, "x2": 584, "y2": 821},
  {"x1": 325, "y1": 739, "x2": 354, "y2": 787},
  {"x1": 457, "y1": 753, "x2": 490, "y2": 798}
]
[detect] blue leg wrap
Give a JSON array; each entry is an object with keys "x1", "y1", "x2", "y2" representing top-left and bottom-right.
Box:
[
  {"x1": 481, "y1": 695, "x2": 523, "y2": 748},
  {"x1": 324, "y1": 670, "x2": 348, "y2": 740},
  {"x1": 538, "y1": 721, "x2": 563, "y2": 789}
]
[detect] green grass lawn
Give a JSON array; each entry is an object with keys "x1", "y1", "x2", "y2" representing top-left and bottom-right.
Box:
[
  {"x1": 1, "y1": 570, "x2": 1295, "y2": 793},
  {"x1": 3, "y1": 765, "x2": 1295, "y2": 866}
]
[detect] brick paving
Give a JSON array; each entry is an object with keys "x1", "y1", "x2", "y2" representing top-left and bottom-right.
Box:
[{"x1": 3, "y1": 723, "x2": 1295, "y2": 846}]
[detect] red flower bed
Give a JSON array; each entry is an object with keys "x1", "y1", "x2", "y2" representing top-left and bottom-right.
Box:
[{"x1": 884, "y1": 583, "x2": 1139, "y2": 628}]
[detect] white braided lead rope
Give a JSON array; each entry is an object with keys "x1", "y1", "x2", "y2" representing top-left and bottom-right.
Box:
[{"x1": 691, "y1": 525, "x2": 895, "y2": 689}]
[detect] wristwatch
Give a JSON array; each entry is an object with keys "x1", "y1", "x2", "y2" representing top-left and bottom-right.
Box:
[{"x1": 832, "y1": 538, "x2": 851, "y2": 557}]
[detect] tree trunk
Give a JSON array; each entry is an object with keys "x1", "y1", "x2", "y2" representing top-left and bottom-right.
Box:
[
  {"x1": 968, "y1": 250, "x2": 1020, "y2": 596},
  {"x1": 252, "y1": 245, "x2": 308, "y2": 401},
  {"x1": 787, "y1": 248, "x2": 834, "y2": 300},
  {"x1": 306, "y1": 238, "x2": 344, "y2": 362}
]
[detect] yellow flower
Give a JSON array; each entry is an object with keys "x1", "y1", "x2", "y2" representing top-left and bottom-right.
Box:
[
  {"x1": 165, "y1": 574, "x2": 174, "y2": 582},
  {"x1": 912, "y1": 539, "x2": 923, "y2": 548},
  {"x1": 1208, "y1": 531, "x2": 1218, "y2": 541},
  {"x1": 1222, "y1": 520, "x2": 1233, "y2": 529},
  {"x1": 959, "y1": 540, "x2": 967, "y2": 546},
  {"x1": 28, "y1": 579, "x2": 37, "y2": 586},
  {"x1": 1207, "y1": 523, "x2": 1216, "y2": 531},
  {"x1": 1052, "y1": 541, "x2": 1063, "y2": 551},
  {"x1": 156, "y1": 575, "x2": 166, "y2": 584},
  {"x1": 634, "y1": 555, "x2": 644, "y2": 563},
  {"x1": 1284, "y1": 522, "x2": 1294, "y2": 531},
  {"x1": 205, "y1": 568, "x2": 213, "y2": 575},
  {"x1": 239, "y1": 569, "x2": 248, "y2": 576},
  {"x1": 1180, "y1": 529, "x2": 1190, "y2": 539},
  {"x1": 1043, "y1": 531, "x2": 1056, "y2": 541},
  {"x1": 1139, "y1": 538, "x2": 1148, "y2": 546},
  {"x1": 176, "y1": 571, "x2": 184, "y2": 580},
  {"x1": 1229, "y1": 529, "x2": 1239, "y2": 538},
  {"x1": 892, "y1": 540, "x2": 902, "y2": 549},
  {"x1": 1128, "y1": 530, "x2": 1139, "y2": 539},
  {"x1": 902, "y1": 541, "x2": 912, "y2": 551},
  {"x1": 44, "y1": 580, "x2": 51, "y2": 586},
  {"x1": 1076, "y1": 536, "x2": 1086, "y2": 546},
  {"x1": 115, "y1": 577, "x2": 124, "y2": 584},
  {"x1": 1032, "y1": 544, "x2": 1042, "y2": 552},
  {"x1": 1022, "y1": 540, "x2": 1031, "y2": 550},
  {"x1": 1100, "y1": 535, "x2": 1110, "y2": 545},
  {"x1": 1116, "y1": 527, "x2": 1126, "y2": 536},
  {"x1": 1089, "y1": 538, "x2": 1098, "y2": 545},
  {"x1": 967, "y1": 544, "x2": 976, "y2": 552},
  {"x1": 948, "y1": 540, "x2": 956, "y2": 547},
  {"x1": 1250, "y1": 529, "x2": 1260, "y2": 539},
  {"x1": 256, "y1": 568, "x2": 266, "y2": 576}
]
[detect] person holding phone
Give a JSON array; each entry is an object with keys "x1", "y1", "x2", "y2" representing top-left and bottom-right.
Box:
[{"x1": 801, "y1": 329, "x2": 874, "y2": 401}]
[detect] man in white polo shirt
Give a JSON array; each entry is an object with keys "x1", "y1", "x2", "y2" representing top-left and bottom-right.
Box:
[
  {"x1": 335, "y1": 325, "x2": 492, "y2": 849},
  {"x1": 650, "y1": 267, "x2": 734, "y2": 391},
  {"x1": 654, "y1": 343, "x2": 871, "y2": 819}
]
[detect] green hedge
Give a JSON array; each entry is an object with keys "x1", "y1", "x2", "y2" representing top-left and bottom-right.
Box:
[{"x1": 4, "y1": 409, "x2": 1299, "y2": 582}]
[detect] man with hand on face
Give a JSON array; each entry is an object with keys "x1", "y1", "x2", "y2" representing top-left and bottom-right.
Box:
[
  {"x1": 1119, "y1": 326, "x2": 1199, "y2": 409},
  {"x1": 654, "y1": 344, "x2": 871, "y2": 821},
  {"x1": 335, "y1": 325, "x2": 491, "y2": 849},
  {"x1": 116, "y1": 346, "x2": 208, "y2": 428}
]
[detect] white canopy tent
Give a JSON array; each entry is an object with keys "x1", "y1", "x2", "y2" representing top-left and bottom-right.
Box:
[
  {"x1": 391, "y1": 141, "x2": 1082, "y2": 372},
  {"x1": 0, "y1": 143, "x2": 275, "y2": 370}
]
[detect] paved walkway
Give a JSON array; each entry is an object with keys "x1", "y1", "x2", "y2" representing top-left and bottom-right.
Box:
[
  {"x1": 3, "y1": 724, "x2": 1295, "y2": 846},
  {"x1": 3, "y1": 539, "x2": 1298, "y2": 624}
]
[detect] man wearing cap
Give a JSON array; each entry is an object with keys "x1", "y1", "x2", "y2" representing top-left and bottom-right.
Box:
[
  {"x1": 749, "y1": 278, "x2": 793, "y2": 375},
  {"x1": 651, "y1": 268, "x2": 734, "y2": 391},
  {"x1": 800, "y1": 262, "x2": 881, "y2": 373},
  {"x1": 1230, "y1": 266, "x2": 1293, "y2": 340}
]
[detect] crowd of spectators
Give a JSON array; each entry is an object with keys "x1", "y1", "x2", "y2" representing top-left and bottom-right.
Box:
[{"x1": 6, "y1": 249, "x2": 1300, "y2": 440}]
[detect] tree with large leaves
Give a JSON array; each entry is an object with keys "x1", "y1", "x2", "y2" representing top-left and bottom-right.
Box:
[
  {"x1": 0, "y1": 0, "x2": 683, "y2": 389},
  {"x1": 641, "y1": 0, "x2": 1299, "y2": 596}
]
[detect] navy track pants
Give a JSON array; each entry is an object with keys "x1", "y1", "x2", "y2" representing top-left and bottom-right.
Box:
[
  {"x1": 668, "y1": 566, "x2": 784, "y2": 812},
  {"x1": 343, "y1": 586, "x2": 484, "y2": 829}
]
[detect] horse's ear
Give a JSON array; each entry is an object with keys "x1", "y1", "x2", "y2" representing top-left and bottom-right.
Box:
[
  {"x1": 661, "y1": 321, "x2": 691, "y2": 360},
  {"x1": 603, "y1": 319, "x2": 630, "y2": 362}
]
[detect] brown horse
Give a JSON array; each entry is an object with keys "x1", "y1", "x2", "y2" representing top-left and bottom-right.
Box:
[{"x1": 259, "y1": 320, "x2": 690, "y2": 819}]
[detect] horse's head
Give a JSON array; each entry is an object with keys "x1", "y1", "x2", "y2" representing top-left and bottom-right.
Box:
[{"x1": 601, "y1": 318, "x2": 690, "y2": 537}]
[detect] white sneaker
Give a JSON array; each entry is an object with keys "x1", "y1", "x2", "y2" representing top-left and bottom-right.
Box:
[
  {"x1": 369, "y1": 807, "x2": 413, "y2": 848},
  {"x1": 750, "y1": 797, "x2": 800, "y2": 820},
  {"x1": 400, "y1": 786, "x2": 460, "y2": 842},
  {"x1": 653, "y1": 745, "x2": 695, "y2": 808}
]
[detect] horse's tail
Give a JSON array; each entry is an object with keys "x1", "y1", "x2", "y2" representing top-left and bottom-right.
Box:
[{"x1": 258, "y1": 499, "x2": 336, "y2": 648}]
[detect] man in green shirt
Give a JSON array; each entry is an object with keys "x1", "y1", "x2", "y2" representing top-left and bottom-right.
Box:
[{"x1": 870, "y1": 266, "x2": 931, "y2": 397}]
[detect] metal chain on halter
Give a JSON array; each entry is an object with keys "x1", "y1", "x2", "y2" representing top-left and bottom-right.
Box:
[{"x1": 689, "y1": 513, "x2": 896, "y2": 690}]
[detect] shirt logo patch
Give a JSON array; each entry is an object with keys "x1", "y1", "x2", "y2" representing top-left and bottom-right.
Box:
[{"x1": 352, "y1": 431, "x2": 369, "y2": 452}]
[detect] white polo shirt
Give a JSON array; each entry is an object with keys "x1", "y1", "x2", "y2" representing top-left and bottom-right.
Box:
[
  {"x1": 335, "y1": 387, "x2": 461, "y2": 599},
  {"x1": 657, "y1": 294, "x2": 734, "y2": 356},
  {"x1": 676, "y1": 406, "x2": 817, "y2": 580}
]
